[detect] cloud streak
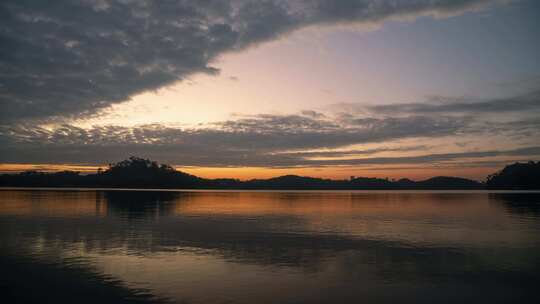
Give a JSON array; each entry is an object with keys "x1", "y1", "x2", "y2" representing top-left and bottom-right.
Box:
[{"x1": 367, "y1": 90, "x2": 540, "y2": 115}]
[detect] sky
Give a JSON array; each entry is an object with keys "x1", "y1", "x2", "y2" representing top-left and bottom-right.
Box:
[{"x1": 1, "y1": 0, "x2": 539, "y2": 180}]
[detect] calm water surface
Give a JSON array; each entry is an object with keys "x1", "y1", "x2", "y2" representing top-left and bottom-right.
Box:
[{"x1": 1, "y1": 190, "x2": 539, "y2": 303}]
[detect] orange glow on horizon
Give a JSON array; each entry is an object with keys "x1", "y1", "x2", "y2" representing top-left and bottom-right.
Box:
[
  {"x1": 0, "y1": 163, "x2": 499, "y2": 181},
  {"x1": 0, "y1": 163, "x2": 104, "y2": 173},
  {"x1": 177, "y1": 166, "x2": 495, "y2": 182}
]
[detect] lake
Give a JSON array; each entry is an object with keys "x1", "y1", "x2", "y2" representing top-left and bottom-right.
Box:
[{"x1": 1, "y1": 189, "x2": 539, "y2": 303}]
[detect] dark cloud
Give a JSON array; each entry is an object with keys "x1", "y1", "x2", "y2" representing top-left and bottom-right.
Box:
[
  {"x1": 3, "y1": 110, "x2": 539, "y2": 167},
  {"x1": 1, "y1": 119, "x2": 538, "y2": 167},
  {"x1": 0, "y1": 0, "x2": 504, "y2": 122},
  {"x1": 311, "y1": 146, "x2": 540, "y2": 167},
  {"x1": 0, "y1": 113, "x2": 467, "y2": 165}
]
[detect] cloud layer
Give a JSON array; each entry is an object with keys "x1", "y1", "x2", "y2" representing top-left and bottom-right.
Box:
[
  {"x1": 0, "y1": 0, "x2": 504, "y2": 122},
  {"x1": 0, "y1": 113, "x2": 463, "y2": 165},
  {"x1": 1, "y1": 91, "x2": 539, "y2": 167}
]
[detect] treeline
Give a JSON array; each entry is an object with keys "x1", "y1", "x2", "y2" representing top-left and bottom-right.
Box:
[{"x1": 0, "y1": 157, "x2": 539, "y2": 190}]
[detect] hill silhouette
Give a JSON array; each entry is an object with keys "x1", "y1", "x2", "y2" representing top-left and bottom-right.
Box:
[
  {"x1": 96, "y1": 157, "x2": 204, "y2": 188},
  {"x1": 486, "y1": 161, "x2": 540, "y2": 190},
  {"x1": 0, "y1": 157, "x2": 538, "y2": 190}
]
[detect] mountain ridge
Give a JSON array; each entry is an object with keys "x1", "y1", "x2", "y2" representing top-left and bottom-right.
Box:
[{"x1": 1, "y1": 157, "x2": 539, "y2": 190}]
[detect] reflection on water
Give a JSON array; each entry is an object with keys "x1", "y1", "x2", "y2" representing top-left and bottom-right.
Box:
[{"x1": 1, "y1": 190, "x2": 539, "y2": 303}]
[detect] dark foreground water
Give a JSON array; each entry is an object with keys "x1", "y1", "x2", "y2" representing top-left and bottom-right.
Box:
[{"x1": 1, "y1": 190, "x2": 539, "y2": 303}]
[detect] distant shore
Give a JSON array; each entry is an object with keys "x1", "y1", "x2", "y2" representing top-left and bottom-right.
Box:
[{"x1": 1, "y1": 157, "x2": 538, "y2": 190}]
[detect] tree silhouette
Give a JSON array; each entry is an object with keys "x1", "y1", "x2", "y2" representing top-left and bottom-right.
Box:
[
  {"x1": 97, "y1": 156, "x2": 203, "y2": 188},
  {"x1": 487, "y1": 161, "x2": 540, "y2": 189}
]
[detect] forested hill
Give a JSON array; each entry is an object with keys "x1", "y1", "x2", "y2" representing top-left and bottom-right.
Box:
[
  {"x1": 486, "y1": 161, "x2": 540, "y2": 189},
  {"x1": 1, "y1": 157, "x2": 539, "y2": 190}
]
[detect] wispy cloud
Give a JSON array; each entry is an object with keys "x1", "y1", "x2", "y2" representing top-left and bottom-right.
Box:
[{"x1": 366, "y1": 90, "x2": 540, "y2": 115}]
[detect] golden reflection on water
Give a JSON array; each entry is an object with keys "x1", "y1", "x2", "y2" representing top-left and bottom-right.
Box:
[
  {"x1": 169, "y1": 191, "x2": 536, "y2": 246},
  {"x1": 1, "y1": 190, "x2": 540, "y2": 304},
  {"x1": 0, "y1": 190, "x2": 538, "y2": 247},
  {"x1": 0, "y1": 190, "x2": 108, "y2": 217}
]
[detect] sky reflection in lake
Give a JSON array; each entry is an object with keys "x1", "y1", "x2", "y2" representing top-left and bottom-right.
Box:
[{"x1": 1, "y1": 190, "x2": 539, "y2": 303}]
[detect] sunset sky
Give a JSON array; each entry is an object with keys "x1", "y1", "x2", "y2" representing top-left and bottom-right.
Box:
[{"x1": 1, "y1": 0, "x2": 539, "y2": 180}]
